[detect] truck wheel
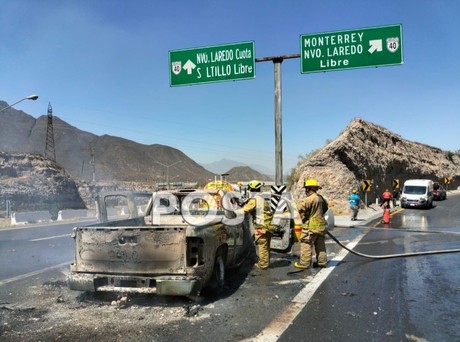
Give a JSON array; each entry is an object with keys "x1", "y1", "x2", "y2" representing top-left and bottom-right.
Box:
[
  {"x1": 205, "y1": 252, "x2": 225, "y2": 296},
  {"x1": 213, "y1": 254, "x2": 225, "y2": 292}
]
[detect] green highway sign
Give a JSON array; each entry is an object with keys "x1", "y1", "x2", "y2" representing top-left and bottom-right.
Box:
[
  {"x1": 300, "y1": 24, "x2": 403, "y2": 73},
  {"x1": 169, "y1": 41, "x2": 255, "y2": 86}
]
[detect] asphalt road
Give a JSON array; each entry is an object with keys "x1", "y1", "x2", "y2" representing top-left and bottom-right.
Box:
[
  {"x1": 276, "y1": 193, "x2": 460, "y2": 342},
  {"x1": 0, "y1": 220, "x2": 96, "y2": 282},
  {"x1": 1, "y1": 195, "x2": 459, "y2": 341}
]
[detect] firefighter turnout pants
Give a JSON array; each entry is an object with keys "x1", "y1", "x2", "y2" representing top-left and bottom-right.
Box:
[
  {"x1": 254, "y1": 229, "x2": 272, "y2": 269},
  {"x1": 299, "y1": 230, "x2": 327, "y2": 267}
]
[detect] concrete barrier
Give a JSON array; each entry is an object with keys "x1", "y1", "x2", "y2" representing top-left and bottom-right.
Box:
[
  {"x1": 10, "y1": 206, "x2": 144, "y2": 226},
  {"x1": 11, "y1": 211, "x2": 52, "y2": 225},
  {"x1": 57, "y1": 209, "x2": 97, "y2": 221},
  {"x1": 138, "y1": 205, "x2": 147, "y2": 215},
  {"x1": 119, "y1": 205, "x2": 147, "y2": 216},
  {"x1": 109, "y1": 207, "x2": 129, "y2": 217}
]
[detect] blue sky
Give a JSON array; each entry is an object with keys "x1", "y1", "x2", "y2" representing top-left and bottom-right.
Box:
[{"x1": 1, "y1": 0, "x2": 459, "y2": 174}]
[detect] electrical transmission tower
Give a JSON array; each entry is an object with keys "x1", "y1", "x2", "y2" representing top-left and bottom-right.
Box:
[{"x1": 45, "y1": 102, "x2": 56, "y2": 161}]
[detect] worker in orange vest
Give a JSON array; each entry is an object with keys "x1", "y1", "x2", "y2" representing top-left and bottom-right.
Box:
[{"x1": 381, "y1": 189, "x2": 393, "y2": 209}]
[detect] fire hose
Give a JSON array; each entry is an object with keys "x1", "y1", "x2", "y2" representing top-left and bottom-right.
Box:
[
  {"x1": 326, "y1": 228, "x2": 460, "y2": 259},
  {"x1": 287, "y1": 227, "x2": 460, "y2": 275}
]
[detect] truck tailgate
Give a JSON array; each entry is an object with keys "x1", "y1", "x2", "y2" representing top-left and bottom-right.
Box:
[{"x1": 73, "y1": 227, "x2": 186, "y2": 274}]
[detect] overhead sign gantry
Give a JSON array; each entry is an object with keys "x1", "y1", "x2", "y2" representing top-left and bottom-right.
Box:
[{"x1": 169, "y1": 24, "x2": 403, "y2": 185}]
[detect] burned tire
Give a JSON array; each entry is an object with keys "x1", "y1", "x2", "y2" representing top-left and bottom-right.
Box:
[
  {"x1": 205, "y1": 251, "x2": 225, "y2": 296},
  {"x1": 213, "y1": 254, "x2": 225, "y2": 292}
]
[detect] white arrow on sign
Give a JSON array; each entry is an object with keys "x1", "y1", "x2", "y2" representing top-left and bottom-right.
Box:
[
  {"x1": 368, "y1": 39, "x2": 383, "y2": 54},
  {"x1": 183, "y1": 60, "x2": 196, "y2": 75}
]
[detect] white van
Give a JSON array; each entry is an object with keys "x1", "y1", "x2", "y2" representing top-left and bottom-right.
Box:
[{"x1": 400, "y1": 179, "x2": 434, "y2": 209}]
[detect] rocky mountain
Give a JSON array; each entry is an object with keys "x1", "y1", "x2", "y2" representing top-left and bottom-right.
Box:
[
  {"x1": 0, "y1": 100, "x2": 216, "y2": 184},
  {"x1": 225, "y1": 166, "x2": 272, "y2": 183},
  {"x1": 0, "y1": 100, "x2": 272, "y2": 211},
  {"x1": 201, "y1": 158, "x2": 274, "y2": 176},
  {"x1": 0, "y1": 152, "x2": 85, "y2": 216},
  {"x1": 201, "y1": 159, "x2": 246, "y2": 174},
  {"x1": 290, "y1": 118, "x2": 460, "y2": 212},
  {"x1": 2, "y1": 100, "x2": 459, "y2": 215}
]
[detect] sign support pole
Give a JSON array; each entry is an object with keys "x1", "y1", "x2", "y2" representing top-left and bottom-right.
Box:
[
  {"x1": 274, "y1": 57, "x2": 283, "y2": 186},
  {"x1": 256, "y1": 54, "x2": 299, "y2": 185}
]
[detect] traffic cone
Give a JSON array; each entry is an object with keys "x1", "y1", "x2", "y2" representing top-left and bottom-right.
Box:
[{"x1": 382, "y1": 208, "x2": 391, "y2": 224}]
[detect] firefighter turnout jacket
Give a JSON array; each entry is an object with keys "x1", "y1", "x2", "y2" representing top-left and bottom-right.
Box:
[
  {"x1": 239, "y1": 195, "x2": 275, "y2": 233},
  {"x1": 296, "y1": 192, "x2": 329, "y2": 235}
]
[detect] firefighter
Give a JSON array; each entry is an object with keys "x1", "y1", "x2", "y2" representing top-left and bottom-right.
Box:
[
  {"x1": 238, "y1": 180, "x2": 274, "y2": 269},
  {"x1": 294, "y1": 178, "x2": 329, "y2": 269}
]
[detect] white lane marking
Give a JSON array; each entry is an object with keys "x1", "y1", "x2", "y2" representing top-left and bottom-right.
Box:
[
  {"x1": 273, "y1": 279, "x2": 307, "y2": 286},
  {"x1": 358, "y1": 240, "x2": 388, "y2": 245},
  {"x1": 30, "y1": 234, "x2": 71, "y2": 242},
  {"x1": 244, "y1": 233, "x2": 366, "y2": 342},
  {"x1": 0, "y1": 261, "x2": 71, "y2": 286},
  {"x1": 326, "y1": 239, "x2": 349, "y2": 244}
]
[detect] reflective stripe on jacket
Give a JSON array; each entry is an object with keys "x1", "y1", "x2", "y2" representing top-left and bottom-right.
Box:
[
  {"x1": 296, "y1": 192, "x2": 328, "y2": 234},
  {"x1": 241, "y1": 195, "x2": 274, "y2": 230}
]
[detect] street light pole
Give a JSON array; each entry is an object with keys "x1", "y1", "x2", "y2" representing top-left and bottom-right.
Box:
[
  {"x1": 155, "y1": 160, "x2": 181, "y2": 190},
  {"x1": 1, "y1": 94, "x2": 39, "y2": 217},
  {"x1": 0, "y1": 94, "x2": 39, "y2": 112}
]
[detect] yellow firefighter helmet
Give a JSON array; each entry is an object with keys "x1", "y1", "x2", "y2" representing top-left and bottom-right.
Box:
[
  {"x1": 304, "y1": 178, "x2": 320, "y2": 188},
  {"x1": 248, "y1": 180, "x2": 263, "y2": 191}
]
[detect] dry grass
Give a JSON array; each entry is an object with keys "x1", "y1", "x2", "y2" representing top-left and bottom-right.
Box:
[{"x1": 0, "y1": 218, "x2": 11, "y2": 228}]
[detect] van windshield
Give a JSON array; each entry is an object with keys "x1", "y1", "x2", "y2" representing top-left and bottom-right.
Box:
[{"x1": 404, "y1": 185, "x2": 426, "y2": 195}]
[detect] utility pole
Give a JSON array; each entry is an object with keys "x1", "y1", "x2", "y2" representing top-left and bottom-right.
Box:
[
  {"x1": 90, "y1": 149, "x2": 96, "y2": 182},
  {"x1": 45, "y1": 102, "x2": 56, "y2": 161},
  {"x1": 155, "y1": 160, "x2": 181, "y2": 190}
]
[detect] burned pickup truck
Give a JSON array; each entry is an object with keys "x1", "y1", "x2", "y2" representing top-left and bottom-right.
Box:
[
  {"x1": 67, "y1": 188, "x2": 334, "y2": 298},
  {"x1": 67, "y1": 189, "x2": 255, "y2": 298}
]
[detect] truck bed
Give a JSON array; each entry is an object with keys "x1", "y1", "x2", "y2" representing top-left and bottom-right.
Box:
[{"x1": 72, "y1": 222, "x2": 187, "y2": 275}]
